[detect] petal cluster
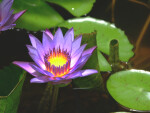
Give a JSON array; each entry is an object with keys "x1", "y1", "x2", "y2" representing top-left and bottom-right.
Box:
[
  {"x1": 13, "y1": 28, "x2": 98, "y2": 84},
  {"x1": 0, "y1": 0, "x2": 26, "y2": 31}
]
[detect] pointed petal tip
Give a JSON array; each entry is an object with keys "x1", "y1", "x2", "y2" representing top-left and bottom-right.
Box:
[
  {"x1": 56, "y1": 27, "x2": 63, "y2": 34},
  {"x1": 69, "y1": 27, "x2": 74, "y2": 31},
  {"x1": 30, "y1": 76, "x2": 50, "y2": 83},
  {"x1": 29, "y1": 34, "x2": 33, "y2": 36},
  {"x1": 81, "y1": 69, "x2": 98, "y2": 77},
  {"x1": 44, "y1": 28, "x2": 54, "y2": 40},
  {"x1": 76, "y1": 35, "x2": 82, "y2": 39},
  {"x1": 83, "y1": 43, "x2": 87, "y2": 47},
  {"x1": 26, "y1": 44, "x2": 31, "y2": 48},
  {"x1": 82, "y1": 46, "x2": 97, "y2": 56},
  {"x1": 12, "y1": 61, "x2": 26, "y2": 66},
  {"x1": 30, "y1": 78, "x2": 43, "y2": 83},
  {"x1": 56, "y1": 27, "x2": 61, "y2": 32},
  {"x1": 91, "y1": 46, "x2": 97, "y2": 51},
  {"x1": 18, "y1": 10, "x2": 26, "y2": 15},
  {"x1": 22, "y1": 9, "x2": 27, "y2": 13},
  {"x1": 12, "y1": 61, "x2": 18, "y2": 65},
  {"x1": 12, "y1": 61, "x2": 26, "y2": 68},
  {"x1": 28, "y1": 34, "x2": 33, "y2": 38},
  {"x1": 45, "y1": 28, "x2": 49, "y2": 32},
  {"x1": 11, "y1": 10, "x2": 26, "y2": 23}
]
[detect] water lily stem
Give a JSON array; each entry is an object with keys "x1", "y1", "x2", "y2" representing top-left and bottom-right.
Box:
[
  {"x1": 38, "y1": 83, "x2": 53, "y2": 113},
  {"x1": 50, "y1": 85, "x2": 59, "y2": 113},
  {"x1": 109, "y1": 39, "x2": 120, "y2": 73}
]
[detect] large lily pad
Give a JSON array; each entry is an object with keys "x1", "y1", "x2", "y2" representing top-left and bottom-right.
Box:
[
  {"x1": 12, "y1": 0, "x2": 64, "y2": 31},
  {"x1": 0, "y1": 64, "x2": 26, "y2": 113},
  {"x1": 73, "y1": 32, "x2": 102, "y2": 89},
  {"x1": 107, "y1": 69, "x2": 150, "y2": 111},
  {"x1": 59, "y1": 17, "x2": 134, "y2": 63},
  {"x1": 45, "y1": 0, "x2": 96, "y2": 17}
]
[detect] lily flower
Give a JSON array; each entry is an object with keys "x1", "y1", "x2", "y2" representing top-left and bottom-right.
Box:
[
  {"x1": 0, "y1": 0, "x2": 26, "y2": 31},
  {"x1": 13, "y1": 28, "x2": 98, "y2": 84}
]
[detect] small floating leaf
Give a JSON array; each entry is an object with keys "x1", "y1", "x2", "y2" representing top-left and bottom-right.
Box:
[{"x1": 107, "y1": 69, "x2": 150, "y2": 111}]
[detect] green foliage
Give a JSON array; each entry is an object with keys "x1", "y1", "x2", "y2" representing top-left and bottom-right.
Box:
[
  {"x1": 12, "y1": 0, "x2": 64, "y2": 31},
  {"x1": 107, "y1": 69, "x2": 150, "y2": 111},
  {"x1": 45, "y1": 0, "x2": 96, "y2": 17},
  {"x1": 72, "y1": 32, "x2": 102, "y2": 89},
  {"x1": 11, "y1": 0, "x2": 95, "y2": 31},
  {"x1": 59, "y1": 17, "x2": 134, "y2": 71},
  {"x1": 0, "y1": 64, "x2": 26, "y2": 113}
]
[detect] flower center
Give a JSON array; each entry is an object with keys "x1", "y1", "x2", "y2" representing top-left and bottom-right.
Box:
[
  {"x1": 48, "y1": 53, "x2": 67, "y2": 67},
  {"x1": 45, "y1": 48, "x2": 70, "y2": 77}
]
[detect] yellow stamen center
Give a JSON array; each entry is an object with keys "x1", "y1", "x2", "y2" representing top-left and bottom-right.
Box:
[
  {"x1": 45, "y1": 49, "x2": 70, "y2": 77},
  {"x1": 48, "y1": 55, "x2": 67, "y2": 67}
]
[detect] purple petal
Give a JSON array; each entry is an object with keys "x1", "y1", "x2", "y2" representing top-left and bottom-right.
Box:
[
  {"x1": 43, "y1": 70, "x2": 55, "y2": 77},
  {"x1": 63, "y1": 30, "x2": 73, "y2": 53},
  {"x1": 64, "y1": 27, "x2": 74, "y2": 41},
  {"x1": 71, "y1": 35, "x2": 82, "y2": 56},
  {"x1": 29, "y1": 63, "x2": 47, "y2": 75},
  {"x1": 66, "y1": 69, "x2": 98, "y2": 80},
  {"x1": 42, "y1": 31, "x2": 54, "y2": 52},
  {"x1": 13, "y1": 61, "x2": 42, "y2": 77},
  {"x1": 4, "y1": 10, "x2": 26, "y2": 25},
  {"x1": 35, "y1": 38, "x2": 45, "y2": 62},
  {"x1": 70, "y1": 54, "x2": 91, "y2": 72},
  {"x1": 29, "y1": 34, "x2": 40, "y2": 48},
  {"x1": 0, "y1": 9, "x2": 13, "y2": 26},
  {"x1": 45, "y1": 29, "x2": 53, "y2": 40},
  {"x1": 0, "y1": 0, "x2": 13, "y2": 18},
  {"x1": 70, "y1": 44, "x2": 87, "y2": 68},
  {"x1": 66, "y1": 71, "x2": 82, "y2": 79},
  {"x1": 81, "y1": 69, "x2": 98, "y2": 77},
  {"x1": 82, "y1": 46, "x2": 97, "y2": 56},
  {"x1": 0, "y1": 0, "x2": 13, "y2": 10},
  {"x1": 29, "y1": 34, "x2": 45, "y2": 61},
  {"x1": 26, "y1": 45, "x2": 38, "y2": 56},
  {"x1": 26, "y1": 59, "x2": 54, "y2": 77},
  {"x1": 53, "y1": 28, "x2": 64, "y2": 49},
  {"x1": 0, "y1": 24, "x2": 15, "y2": 31},
  {"x1": 30, "y1": 76, "x2": 51, "y2": 83},
  {"x1": 28, "y1": 52, "x2": 46, "y2": 70}
]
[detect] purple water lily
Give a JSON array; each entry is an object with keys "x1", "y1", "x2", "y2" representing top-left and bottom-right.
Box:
[
  {"x1": 13, "y1": 28, "x2": 98, "y2": 84},
  {"x1": 0, "y1": 0, "x2": 26, "y2": 31}
]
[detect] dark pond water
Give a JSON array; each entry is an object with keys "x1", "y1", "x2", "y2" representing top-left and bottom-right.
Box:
[{"x1": 0, "y1": 0, "x2": 150, "y2": 113}]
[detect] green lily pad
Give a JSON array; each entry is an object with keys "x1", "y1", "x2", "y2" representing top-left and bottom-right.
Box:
[
  {"x1": 0, "y1": 64, "x2": 26, "y2": 113},
  {"x1": 12, "y1": 0, "x2": 64, "y2": 31},
  {"x1": 97, "y1": 51, "x2": 112, "y2": 71},
  {"x1": 59, "y1": 17, "x2": 134, "y2": 63},
  {"x1": 45, "y1": 0, "x2": 96, "y2": 17},
  {"x1": 107, "y1": 69, "x2": 150, "y2": 111},
  {"x1": 73, "y1": 32, "x2": 102, "y2": 89}
]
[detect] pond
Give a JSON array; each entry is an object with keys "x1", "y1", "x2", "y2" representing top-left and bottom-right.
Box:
[{"x1": 0, "y1": 0, "x2": 150, "y2": 113}]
